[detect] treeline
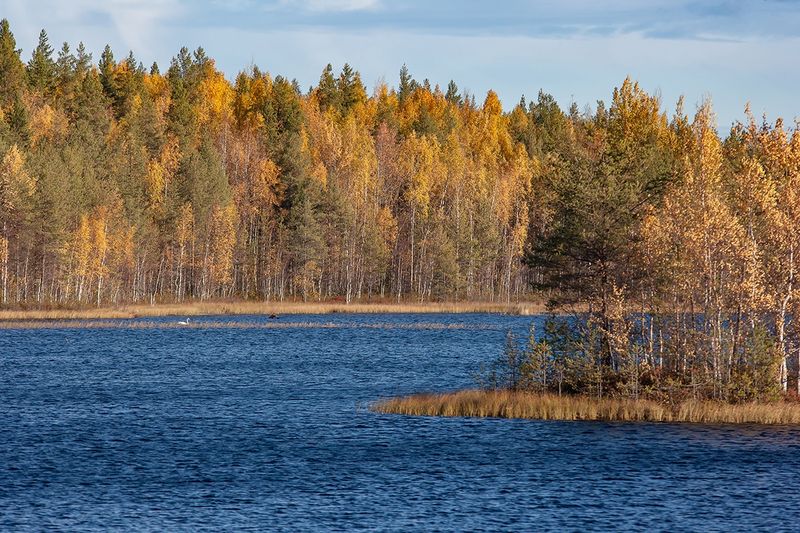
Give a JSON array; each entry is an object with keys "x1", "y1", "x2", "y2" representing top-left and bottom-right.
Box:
[
  {"x1": 0, "y1": 21, "x2": 535, "y2": 306},
  {"x1": 2, "y1": 21, "x2": 800, "y2": 395}
]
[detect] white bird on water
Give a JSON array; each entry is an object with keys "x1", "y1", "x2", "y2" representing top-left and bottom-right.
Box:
[{"x1": 177, "y1": 317, "x2": 191, "y2": 326}]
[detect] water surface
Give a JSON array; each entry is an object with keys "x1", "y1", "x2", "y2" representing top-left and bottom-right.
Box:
[{"x1": 2, "y1": 313, "x2": 799, "y2": 531}]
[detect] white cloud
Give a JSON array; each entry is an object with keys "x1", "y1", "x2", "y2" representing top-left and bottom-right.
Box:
[
  {"x1": 276, "y1": 0, "x2": 380, "y2": 12},
  {"x1": 2, "y1": 0, "x2": 183, "y2": 57}
]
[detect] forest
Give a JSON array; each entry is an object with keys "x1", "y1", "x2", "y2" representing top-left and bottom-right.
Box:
[{"x1": 2, "y1": 20, "x2": 800, "y2": 398}]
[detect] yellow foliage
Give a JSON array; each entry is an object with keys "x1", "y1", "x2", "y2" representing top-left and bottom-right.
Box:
[
  {"x1": 233, "y1": 71, "x2": 270, "y2": 132},
  {"x1": 73, "y1": 214, "x2": 92, "y2": 280},
  {"x1": 143, "y1": 72, "x2": 172, "y2": 127},
  {"x1": 0, "y1": 236, "x2": 8, "y2": 266},
  {"x1": 252, "y1": 159, "x2": 282, "y2": 211},
  {"x1": 145, "y1": 160, "x2": 165, "y2": 207},
  {"x1": 399, "y1": 134, "x2": 445, "y2": 217},
  {"x1": 0, "y1": 145, "x2": 35, "y2": 211},
  {"x1": 642, "y1": 100, "x2": 755, "y2": 315},
  {"x1": 196, "y1": 63, "x2": 233, "y2": 130},
  {"x1": 483, "y1": 90, "x2": 502, "y2": 116},
  {"x1": 143, "y1": 72, "x2": 170, "y2": 101},
  {"x1": 160, "y1": 136, "x2": 181, "y2": 177},
  {"x1": 375, "y1": 205, "x2": 398, "y2": 262},
  {"x1": 610, "y1": 77, "x2": 668, "y2": 144},
  {"x1": 300, "y1": 128, "x2": 328, "y2": 187},
  {"x1": 29, "y1": 103, "x2": 55, "y2": 145},
  {"x1": 209, "y1": 202, "x2": 237, "y2": 286},
  {"x1": 112, "y1": 225, "x2": 135, "y2": 274},
  {"x1": 145, "y1": 137, "x2": 181, "y2": 209},
  {"x1": 340, "y1": 116, "x2": 377, "y2": 208},
  {"x1": 176, "y1": 203, "x2": 194, "y2": 250},
  {"x1": 89, "y1": 208, "x2": 108, "y2": 280},
  {"x1": 398, "y1": 86, "x2": 447, "y2": 135}
]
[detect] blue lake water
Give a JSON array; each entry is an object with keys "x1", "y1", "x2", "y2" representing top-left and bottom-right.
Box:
[{"x1": 2, "y1": 313, "x2": 800, "y2": 531}]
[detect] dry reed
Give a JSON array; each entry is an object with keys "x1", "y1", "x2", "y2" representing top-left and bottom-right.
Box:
[
  {"x1": 371, "y1": 389, "x2": 800, "y2": 425},
  {"x1": 0, "y1": 300, "x2": 545, "y2": 321}
]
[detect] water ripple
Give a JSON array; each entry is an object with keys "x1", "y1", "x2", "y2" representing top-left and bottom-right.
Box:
[{"x1": 1, "y1": 313, "x2": 799, "y2": 531}]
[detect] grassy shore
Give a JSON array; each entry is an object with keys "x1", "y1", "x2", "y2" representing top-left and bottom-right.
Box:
[
  {"x1": 371, "y1": 389, "x2": 800, "y2": 425},
  {"x1": 0, "y1": 299, "x2": 546, "y2": 321}
]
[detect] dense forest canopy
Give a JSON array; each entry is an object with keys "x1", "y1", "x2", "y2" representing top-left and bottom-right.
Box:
[{"x1": 2, "y1": 20, "x2": 800, "y2": 397}]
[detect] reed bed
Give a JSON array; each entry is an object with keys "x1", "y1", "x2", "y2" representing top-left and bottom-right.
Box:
[
  {"x1": 0, "y1": 300, "x2": 544, "y2": 321},
  {"x1": 0, "y1": 308, "x2": 139, "y2": 320},
  {"x1": 371, "y1": 389, "x2": 800, "y2": 425}
]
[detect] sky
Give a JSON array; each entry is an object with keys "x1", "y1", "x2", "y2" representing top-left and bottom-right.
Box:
[{"x1": 3, "y1": 0, "x2": 800, "y2": 129}]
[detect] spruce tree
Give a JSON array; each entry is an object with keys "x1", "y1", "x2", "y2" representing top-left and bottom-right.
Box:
[
  {"x1": 316, "y1": 63, "x2": 337, "y2": 112},
  {"x1": 75, "y1": 42, "x2": 91, "y2": 78},
  {"x1": 445, "y1": 80, "x2": 460, "y2": 104},
  {"x1": 0, "y1": 19, "x2": 25, "y2": 107},
  {"x1": 398, "y1": 64, "x2": 415, "y2": 103},
  {"x1": 27, "y1": 29, "x2": 55, "y2": 95},
  {"x1": 98, "y1": 44, "x2": 117, "y2": 100},
  {"x1": 55, "y1": 42, "x2": 76, "y2": 88},
  {"x1": 337, "y1": 63, "x2": 364, "y2": 114}
]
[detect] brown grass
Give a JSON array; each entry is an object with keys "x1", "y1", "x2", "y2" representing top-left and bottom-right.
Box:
[
  {"x1": 371, "y1": 389, "x2": 800, "y2": 425},
  {"x1": 0, "y1": 299, "x2": 546, "y2": 321}
]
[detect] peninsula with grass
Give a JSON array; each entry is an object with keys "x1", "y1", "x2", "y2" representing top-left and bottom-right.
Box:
[{"x1": 372, "y1": 390, "x2": 800, "y2": 425}]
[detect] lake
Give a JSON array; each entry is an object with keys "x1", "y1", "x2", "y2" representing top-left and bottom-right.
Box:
[{"x1": 2, "y1": 313, "x2": 800, "y2": 531}]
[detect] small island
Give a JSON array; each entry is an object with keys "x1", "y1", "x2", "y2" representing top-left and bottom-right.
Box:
[{"x1": 373, "y1": 319, "x2": 800, "y2": 426}]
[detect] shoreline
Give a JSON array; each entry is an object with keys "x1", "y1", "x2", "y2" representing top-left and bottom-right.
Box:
[
  {"x1": 0, "y1": 300, "x2": 547, "y2": 321},
  {"x1": 371, "y1": 390, "x2": 800, "y2": 426}
]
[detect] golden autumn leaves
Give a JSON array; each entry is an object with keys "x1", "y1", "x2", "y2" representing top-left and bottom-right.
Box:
[
  {"x1": 0, "y1": 145, "x2": 34, "y2": 303},
  {"x1": 632, "y1": 101, "x2": 800, "y2": 393},
  {"x1": 0, "y1": 24, "x2": 547, "y2": 307}
]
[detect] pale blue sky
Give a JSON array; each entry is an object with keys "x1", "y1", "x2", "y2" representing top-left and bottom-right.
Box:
[{"x1": 3, "y1": 0, "x2": 800, "y2": 128}]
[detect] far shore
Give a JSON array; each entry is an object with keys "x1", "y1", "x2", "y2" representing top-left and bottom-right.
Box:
[
  {"x1": 0, "y1": 299, "x2": 548, "y2": 321},
  {"x1": 371, "y1": 389, "x2": 800, "y2": 425}
]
